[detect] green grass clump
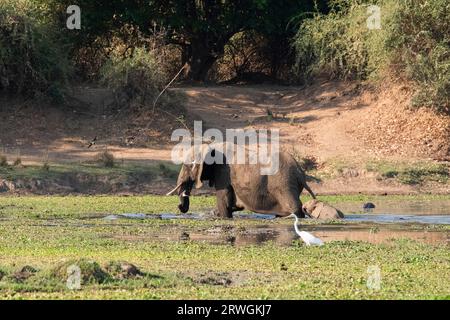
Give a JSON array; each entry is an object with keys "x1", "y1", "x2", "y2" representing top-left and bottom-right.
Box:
[
  {"x1": 51, "y1": 259, "x2": 110, "y2": 285},
  {"x1": 42, "y1": 162, "x2": 50, "y2": 172},
  {"x1": 0, "y1": 0, "x2": 70, "y2": 99},
  {"x1": 104, "y1": 261, "x2": 143, "y2": 279},
  {"x1": 13, "y1": 157, "x2": 22, "y2": 167},
  {"x1": 0, "y1": 155, "x2": 7, "y2": 167},
  {"x1": 96, "y1": 150, "x2": 115, "y2": 168},
  {"x1": 158, "y1": 163, "x2": 178, "y2": 179},
  {"x1": 0, "y1": 162, "x2": 179, "y2": 189},
  {"x1": 366, "y1": 160, "x2": 449, "y2": 185}
]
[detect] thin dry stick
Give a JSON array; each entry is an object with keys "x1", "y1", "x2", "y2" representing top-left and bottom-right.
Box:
[
  {"x1": 158, "y1": 109, "x2": 190, "y2": 130},
  {"x1": 152, "y1": 63, "x2": 188, "y2": 113},
  {"x1": 88, "y1": 63, "x2": 189, "y2": 147},
  {"x1": 139, "y1": 102, "x2": 189, "y2": 131}
]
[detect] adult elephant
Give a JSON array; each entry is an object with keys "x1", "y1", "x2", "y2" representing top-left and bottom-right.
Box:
[{"x1": 166, "y1": 142, "x2": 316, "y2": 218}]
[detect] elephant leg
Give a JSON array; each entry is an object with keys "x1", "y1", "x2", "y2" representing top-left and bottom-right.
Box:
[
  {"x1": 277, "y1": 196, "x2": 304, "y2": 218},
  {"x1": 214, "y1": 188, "x2": 233, "y2": 218},
  {"x1": 297, "y1": 199, "x2": 306, "y2": 218}
]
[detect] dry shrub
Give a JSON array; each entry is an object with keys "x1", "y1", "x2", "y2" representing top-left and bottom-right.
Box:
[
  {"x1": 95, "y1": 150, "x2": 115, "y2": 168},
  {"x1": 0, "y1": 155, "x2": 7, "y2": 167},
  {"x1": 212, "y1": 31, "x2": 271, "y2": 82},
  {"x1": 0, "y1": 0, "x2": 70, "y2": 100}
]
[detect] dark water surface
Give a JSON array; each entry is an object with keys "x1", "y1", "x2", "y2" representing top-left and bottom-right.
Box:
[{"x1": 100, "y1": 200, "x2": 449, "y2": 246}]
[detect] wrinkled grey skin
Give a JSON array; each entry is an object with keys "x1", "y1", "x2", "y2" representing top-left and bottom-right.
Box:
[
  {"x1": 169, "y1": 143, "x2": 316, "y2": 218},
  {"x1": 302, "y1": 199, "x2": 344, "y2": 220}
]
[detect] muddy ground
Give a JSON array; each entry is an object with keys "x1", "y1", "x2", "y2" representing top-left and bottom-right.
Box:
[{"x1": 1, "y1": 81, "x2": 449, "y2": 195}]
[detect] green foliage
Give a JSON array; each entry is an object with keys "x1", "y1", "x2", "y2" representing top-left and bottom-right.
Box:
[
  {"x1": 294, "y1": 0, "x2": 449, "y2": 112},
  {"x1": 387, "y1": 0, "x2": 450, "y2": 113},
  {"x1": 101, "y1": 47, "x2": 167, "y2": 104},
  {"x1": 51, "y1": 0, "x2": 327, "y2": 81},
  {"x1": 294, "y1": 0, "x2": 392, "y2": 81},
  {"x1": 0, "y1": 0, "x2": 71, "y2": 99}
]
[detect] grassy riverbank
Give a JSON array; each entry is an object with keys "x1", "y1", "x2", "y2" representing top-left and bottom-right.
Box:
[{"x1": 0, "y1": 195, "x2": 448, "y2": 299}]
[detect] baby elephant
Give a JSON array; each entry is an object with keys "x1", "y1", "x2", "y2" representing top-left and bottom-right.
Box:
[{"x1": 302, "y1": 199, "x2": 344, "y2": 220}]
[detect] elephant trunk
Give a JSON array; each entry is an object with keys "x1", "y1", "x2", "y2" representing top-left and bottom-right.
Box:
[{"x1": 178, "y1": 190, "x2": 190, "y2": 213}]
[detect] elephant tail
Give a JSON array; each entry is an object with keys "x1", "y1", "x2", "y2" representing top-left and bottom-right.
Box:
[
  {"x1": 302, "y1": 181, "x2": 316, "y2": 199},
  {"x1": 294, "y1": 160, "x2": 316, "y2": 199}
]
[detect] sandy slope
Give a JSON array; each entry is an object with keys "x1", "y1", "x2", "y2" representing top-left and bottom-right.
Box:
[
  {"x1": 180, "y1": 81, "x2": 449, "y2": 162},
  {"x1": 1, "y1": 81, "x2": 449, "y2": 194}
]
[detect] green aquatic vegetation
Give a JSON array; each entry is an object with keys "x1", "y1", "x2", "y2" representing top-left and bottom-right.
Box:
[
  {"x1": 0, "y1": 195, "x2": 448, "y2": 299},
  {"x1": 0, "y1": 237, "x2": 448, "y2": 299},
  {"x1": 1, "y1": 194, "x2": 449, "y2": 219}
]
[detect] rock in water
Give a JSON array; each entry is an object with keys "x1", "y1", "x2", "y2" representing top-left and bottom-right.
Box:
[{"x1": 363, "y1": 202, "x2": 376, "y2": 212}]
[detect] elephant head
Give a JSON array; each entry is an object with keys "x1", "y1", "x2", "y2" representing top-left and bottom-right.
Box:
[
  {"x1": 302, "y1": 199, "x2": 344, "y2": 219},
  {"x1": 302, "y1": 199, "x2": 319, "y2": 217},
  {"x1": 166, "y1": 144, "x2": 224, "y2": 213}
]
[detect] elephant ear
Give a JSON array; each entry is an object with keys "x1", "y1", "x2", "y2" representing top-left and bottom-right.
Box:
[
  {"x1": 190, "y1": 144, "x2": 221, "y2": 189},
  {"x1": 191, "y1": 163, "x2": 204, "y2": 189},
  {"x1": 189, "y1": 144, "x2": 211, "y2": 189}
]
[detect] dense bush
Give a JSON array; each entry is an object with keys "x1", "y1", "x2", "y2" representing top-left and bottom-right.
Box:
[
  {"x1": 294, "y1": 0, "x2": 449, "y2": 113},
  {"x1": 0, "y1": 0, "x2": 70, "y2": 100},
  {"x1": 212, "y1": 30, "x2": 296, "y2": 83},
  {"x1": 213, "y1": 31, "x2": 271, "y2": 82},
  {"x1": 293, "y1": 0, "x2": 392, "y2": 81},
  {"x1": 100, "y1": 47, "x2": 168, "y2": 105},
  {"x1": 387, "y1": 0, "x2": 450, "y2": 112}
]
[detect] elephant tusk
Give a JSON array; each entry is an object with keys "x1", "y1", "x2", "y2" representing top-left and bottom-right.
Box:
[{"x1": 166, "y1": 182, "x2": 183, "y2": 196}]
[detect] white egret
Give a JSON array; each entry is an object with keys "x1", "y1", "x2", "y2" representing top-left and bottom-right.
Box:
[{"x1": 293, "y1": 215, "x2": 324, "y2": 246}]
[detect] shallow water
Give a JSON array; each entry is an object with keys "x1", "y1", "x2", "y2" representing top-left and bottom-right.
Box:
[
  {"x1": 336, "y1": 199, "x2": 450, "y2": 215},
  {"x1": 346, "y1": 214, "x2": 450, "y2": 224},
  {"x1": 111, "y1": 223, "x2": 448, "y2": 246},
  {"x1": 99, "y1": 199, "x2": 450, "y2": 246},
  {"x1": 102, "y1": 213, "x2": 449, "y2": 246},
  {"x1": 239, "y1": 224, "x2": 449, "y2": 246},
  {"x1": 103, "y1": 213, "x2": 204, "y2": 220},
  {"x1": 103, "y1": 212, "x2": 277, "y2": 221},
  {"x1": 103, "y1": 211, "x2": 450, "y2": 225}
]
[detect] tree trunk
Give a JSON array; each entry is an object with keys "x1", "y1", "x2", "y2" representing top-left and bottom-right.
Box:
[{"x1": 182, "y1": 39, "x2": 220, "y2": 81}]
